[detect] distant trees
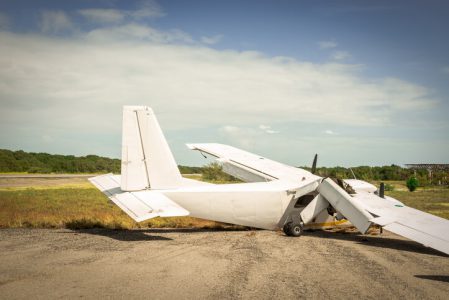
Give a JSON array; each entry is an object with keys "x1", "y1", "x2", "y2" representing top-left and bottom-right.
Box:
[
  {"x1": 308, "y1": 164, "x2": 411, "y2": 181},
  {"x1": 178, "y1": 165, "x2": 202, "y2": 174},
  {"x1": 302, "y1": 164, "x2": 447, "y2": 187},
  {"x1": 0, "y1": 149, "x2": 120, "y2": 173},
  {"x1": 0, "y1": 149, "x2": 447, "y2": 186},
  {"x1": 0, "y1": 149, "x2": 209, "y2": 175}
]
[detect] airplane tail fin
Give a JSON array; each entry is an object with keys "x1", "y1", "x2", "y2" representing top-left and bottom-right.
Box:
[{"x1": 121, "y1": 106, "x2": 183, "y2": 191}]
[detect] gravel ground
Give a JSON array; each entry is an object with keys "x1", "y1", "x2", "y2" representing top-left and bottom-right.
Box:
[{"x1": 0, "y1": 228, "x2": 448, "y2": 299}]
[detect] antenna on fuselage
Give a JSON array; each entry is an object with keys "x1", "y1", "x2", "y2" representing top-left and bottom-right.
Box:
[{"x1": 349, "y1": 168, "x2": 357, "y2": 180}]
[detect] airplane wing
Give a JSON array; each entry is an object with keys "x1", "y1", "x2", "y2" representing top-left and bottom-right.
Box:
[
  {"x1": 187, "y1": 143, "x2": 318, "y2": 182},
  {"x1": 317, "y1": 178, "x2": 449, "y2": 254},
  {"x1": 89, "y1": 174, "x2": 189, "y2": 222},
  {"x1": 353, "y1": 192, "x2": 449, "y2": 255}
]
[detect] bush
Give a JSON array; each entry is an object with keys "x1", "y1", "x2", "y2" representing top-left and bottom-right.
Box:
[
  {"x1": 202, "y1": 162, "x2": 237, "y2": 182},
  {"x1": 406, "y1": 176, "x2": 419, "y2": 192}
]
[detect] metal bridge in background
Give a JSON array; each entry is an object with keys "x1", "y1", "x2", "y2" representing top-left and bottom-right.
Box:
[{"x1": 405, "y1": 164, "x2": 449, "y2": 183}]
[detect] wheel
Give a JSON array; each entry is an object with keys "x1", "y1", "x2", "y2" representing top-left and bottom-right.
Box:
[
  {"x1": 283, "y1": 223, "x2": 292, "y2": 236},
  {"x1": 287, "y1": 222, "x2": 303, "y2": 237}
]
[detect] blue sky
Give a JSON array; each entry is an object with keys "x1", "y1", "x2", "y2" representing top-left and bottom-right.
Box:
[{"x1": 0, "y1": 0, "x2": 448, "y2": 167}]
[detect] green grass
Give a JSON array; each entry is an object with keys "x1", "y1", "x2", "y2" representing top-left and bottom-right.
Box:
[
  {"x1": 386, "y1": 186, "x2": 449, "y2": 219},
  {"x1": 369, "y1": 180, "x2": 449, "y2": 219}
]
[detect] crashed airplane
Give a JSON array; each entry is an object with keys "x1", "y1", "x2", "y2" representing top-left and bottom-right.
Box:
[{"x1": 90, "y1": 106, "x2": 449, "y2": 255}]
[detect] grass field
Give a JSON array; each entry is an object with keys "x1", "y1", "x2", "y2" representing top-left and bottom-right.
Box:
[
  {"x1": 0, "y1": 176, "x2": 448, "y2": 229},
  {"x1": 386, "y1": 187, "x2": 449, "y2": 219}
]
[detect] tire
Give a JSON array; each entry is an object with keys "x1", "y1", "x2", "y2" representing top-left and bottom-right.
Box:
[
  {"x1": 288, "y1": 222, "x2": 303, "y2": 237},
  {"x1": 283, "y1": 223, "x2": 292, "y2": 236}
]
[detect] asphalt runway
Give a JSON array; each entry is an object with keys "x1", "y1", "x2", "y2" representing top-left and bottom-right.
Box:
[{"x1": 0, "y1": 228, "x2": 448, "y2": 299}]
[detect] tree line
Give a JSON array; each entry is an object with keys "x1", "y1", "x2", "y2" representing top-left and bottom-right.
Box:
[
  {"x1": 0, "y1": 149, "x2": 446, "y2": 185},
  {"x1": 0, "y1": 149, "x2": 202, "y2": 174}
]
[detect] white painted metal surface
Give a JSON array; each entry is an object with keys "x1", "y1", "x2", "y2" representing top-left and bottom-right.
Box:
[
  {"x1": 222, "y1": 160, "x2": 274, "y2": 182},
  {"x1": 384, "y1": 222, "x2": 449, "y2": 255},
  {"x1": 343, "y1": 179, "x2": 377, "y2": 193},
  {"x1": 317, "y1": 178, "x2": 373, "y2": 233},
  {"x1": 89, "y1": 106, "x2": 449, "y2": 255},
  {"x1": 89, "y1": 173, "x2": 189, "y2": 222},
  {"x1": 300, "y1": 194, "x2": 329, "y2": 224},
  {"x1": 121, "y1": 106, "x2": 182, "y2": 191},
  {"x1": 187, "y1": 143, "x2": 320, "y2": 183},
  {"x1": 354, "y1": 192, "x2": 449, "y2": 254}
]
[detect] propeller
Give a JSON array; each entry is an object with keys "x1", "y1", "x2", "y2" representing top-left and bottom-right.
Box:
[
  {"x1": 311, "y1": 154, "x2": 318, "y2": 174},
  {"x1": 379, "y1": 182, "x2": 385, "y2": 198}
]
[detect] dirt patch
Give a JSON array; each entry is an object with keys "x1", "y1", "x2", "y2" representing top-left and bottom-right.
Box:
[
  {"x1": 0, "y1": 176, "x2": 92, "y2": 188},
  {"x1": 0, "y1": 228, "x2": 448, "y2": 299}
]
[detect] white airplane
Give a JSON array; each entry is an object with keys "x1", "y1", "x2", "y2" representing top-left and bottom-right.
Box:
[{"x1": 89, "y1": 106, "x2": 449, "y2": 255}]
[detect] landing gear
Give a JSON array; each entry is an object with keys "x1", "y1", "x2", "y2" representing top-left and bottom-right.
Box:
[{"x1": 283, "y1": 222, "x2": 304, "y2": 237}]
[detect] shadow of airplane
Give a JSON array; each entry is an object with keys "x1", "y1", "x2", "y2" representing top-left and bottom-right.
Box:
[
  {"x1": 64, "y1": 228, "x2": 447, "y2": 257},
  {"x1": 65, "y1": 228, "x2": 173, "y2": 241},
  {"x1": 65, "y1": 227, "x2": 253, "y2": 241},
  {"x1": 414, "y1": 275, "x2": 449, "y2": 283},
  {"x1": 303, "y1": 230, "x2": 448, "y2": 257},
  {"x1": 137, "y1": 227, "x2": 252, "y2": 234}
]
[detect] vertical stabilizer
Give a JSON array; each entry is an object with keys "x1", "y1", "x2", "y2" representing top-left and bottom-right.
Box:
[{"x1": 121, "y1": 106, "x2": 183, "y2": 191}]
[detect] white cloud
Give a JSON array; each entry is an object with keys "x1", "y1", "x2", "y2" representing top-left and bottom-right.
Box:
[
  {"x1": 79, "y1": 9, "x2": 125, "y2": 24},
  {"x1": 219, "y1": 126, "x2": 260, "y2": 149},
  {"x1": 319, "y1": 40, "x2": 337, "y2": 49},
  {"x1": 0, "y1": 21, "x2": 439, "y2": 159},
  {"x1": 265, "y1": 129, "x2": 279, "y2": 134},
  {"x1": 222, "y1": 125, "x2": 240, "y2": 133},
  {"x1": 324, "y1": 130, "x2": 336, "y2": 135},
  {"x1": 0, "y1": 28, "x2": 434, "y2": 131},
  {"x1": 332, "y1": 50, "x2": 351, "y2": 60},
  {"x1": 39, "y1": 10, "x2": 73, "y2": 33},
  {"x1": 201, "y1": 35, "x2": 223, "y2": 45},
  {"x1": 259, "y1": 125, "x2": 279, "y2": 134}
]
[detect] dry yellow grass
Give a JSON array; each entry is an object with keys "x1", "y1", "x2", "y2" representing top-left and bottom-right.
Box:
[
  {"x1": 0, "y1": 186, "x2": 241, "y2": 229},
  {"x1": 0, "y1": 172, "x2": 250, "y2": 230}
]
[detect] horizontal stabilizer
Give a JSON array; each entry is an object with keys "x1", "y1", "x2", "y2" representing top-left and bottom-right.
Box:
[
  {"x1": 113, "y1": 191, "x2": 189, "y2": 222},
  {"x1": 88, "y1": 173, "x2": 122, "y2": 197},
  {"x1": 89, "y1": 174, "x2": 189, "y2": 222}
]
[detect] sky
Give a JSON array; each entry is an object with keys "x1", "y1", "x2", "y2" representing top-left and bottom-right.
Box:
[{"x1": 0, "y1": 0, "x2": 448, "y2": 167}]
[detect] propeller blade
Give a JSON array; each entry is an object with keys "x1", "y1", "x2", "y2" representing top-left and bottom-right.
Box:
[
  {"x1": 311, "y1": 154, "x2": 318, "y2": 174},
  {"x1": 379, "y1": 182, "x2": 385, "y2": 198}
]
